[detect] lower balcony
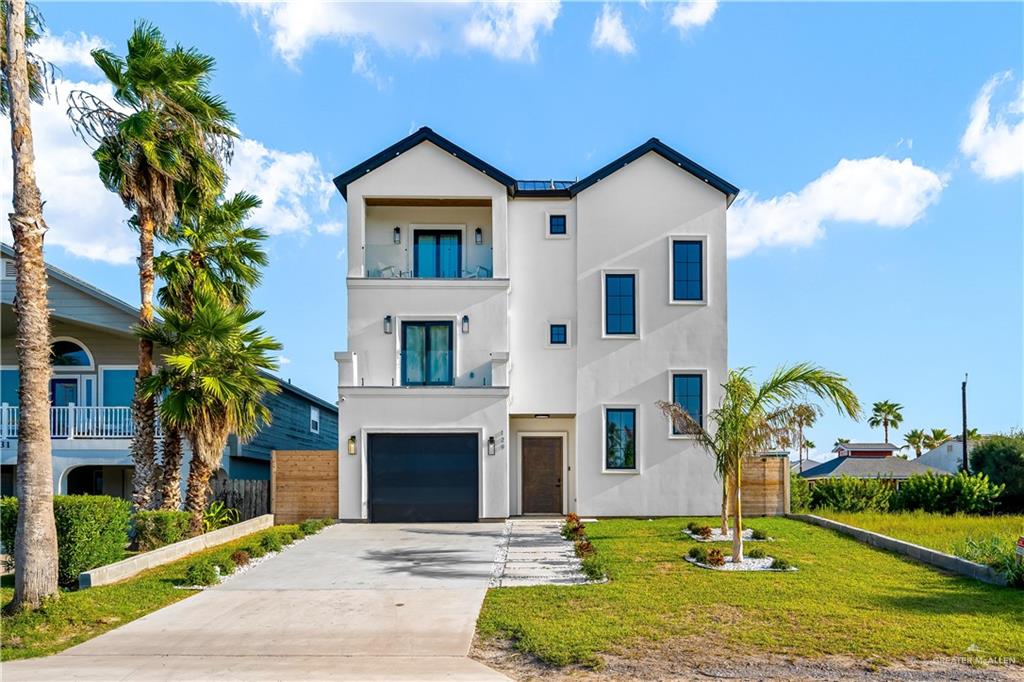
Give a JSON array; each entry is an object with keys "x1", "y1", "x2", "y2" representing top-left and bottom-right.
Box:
[{"x1": 0, "y1": 405, "x2": 158, "y2": 441}]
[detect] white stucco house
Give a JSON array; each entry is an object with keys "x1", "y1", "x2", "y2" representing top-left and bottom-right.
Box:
[{"x1": 333, "y1": 128, "x2": 737, "y2": 521}]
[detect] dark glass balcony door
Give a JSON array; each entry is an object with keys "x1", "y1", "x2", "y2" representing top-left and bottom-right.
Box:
[
  {"x1": 414, "y1": 230, "x2": 461, "y2": 278},
  {"x1": 402, "y1": 321, "x2": 454, "y2": 386}
]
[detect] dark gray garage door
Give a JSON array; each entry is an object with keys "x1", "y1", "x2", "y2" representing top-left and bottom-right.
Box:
[{"x1": 368, "y1": 433, "x2": 479, "y2": 522}]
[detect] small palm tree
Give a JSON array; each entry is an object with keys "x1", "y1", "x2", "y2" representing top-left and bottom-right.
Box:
[
  {"x1": 790, "y1": 403, "x2": 820, "y2": 470},
  {"x1": 965, "y1": 427, "x2": 982, "y2": 441},
  {"x1": 903, "y1": 429, "x2": 926, "y2": 458},
  {"x1": 804, "y1": 439, "x2": 816, "y2": 451},
  {"x1": 834, "y1": 437, "x2": 850, "y2": 448},
  {"x1": 68, "y1": 22, "x2": 236, "y2": 509},
  {"x1": 923, "y1": 428, "x2": 952, "y2": 451},
  {"x1": 867, "y1": 400, "x2": 903, "y2": 443},
  {"x1": 139, "y1": 296, "x2": 280, "y2": 532},
  {"x1": 660, "y1": 363, "x2": 860, "y2": 561}
]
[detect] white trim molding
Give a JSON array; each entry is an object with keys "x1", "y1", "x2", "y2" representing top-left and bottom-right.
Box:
[
  {"x1": 544, "y1": 211, "x2": 572, "y2": 240},
  {"x1": 667, "y1": 234, "x2": 709, "y2": 306},
  {"x1": 600, "y1": 268, "x2": 641, "y2": 339},
  {"x1": 601, "y1": 403, "x2": 641, "y2": 474},
  {"x1": 666, "y1": 368, "x2": 709, "y2": 440},
  {"x1": 516, "y1": 431, "x2": 569, "y2": 514}
]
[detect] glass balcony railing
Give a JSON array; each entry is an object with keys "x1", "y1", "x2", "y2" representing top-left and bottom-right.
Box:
[{"x1": 363, "y1": 244, "x2": 493, "y2": 279}]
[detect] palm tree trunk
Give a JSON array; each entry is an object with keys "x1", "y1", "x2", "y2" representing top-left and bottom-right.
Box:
[
  {"x1": 5, "y1": 0, "x2": 59, "y2": 611},
  {"x1": 731, "y1": 459, "x2": 744, "y2": 562},
  {"x1": 184, "y1": 452, "x2": 212, "y2": 536},
  {"x1": 158, "y1": 426, "x2": 183, "y2": 510},
  {"x1": 883, "y1": 421, "x2": 889, "y2": 444},
  {"x1": 719, "y1": 474, "x2": 729, "y2": 535},
  {"x1": 130, "y1": 216, "x2": 159, "y2": 509}
]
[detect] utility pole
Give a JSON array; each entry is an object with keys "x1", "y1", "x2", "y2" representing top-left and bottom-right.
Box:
[{"x1": 961, "y1": 374, "x2": 969, "y2": 472}]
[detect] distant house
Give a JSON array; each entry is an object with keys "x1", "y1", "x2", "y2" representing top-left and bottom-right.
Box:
[
  {"x1": 798, "y1": 441, "x2": 942, "y2": 485},
  {"x1": 791, "y1": 458, "x2": 823, "y2": 473},
  {"x1": 0, "y1": 244, "x2": 337, "y2": 497},
  {"x1": 915, "y1": 438, "x2": 978, "y2": 474}
]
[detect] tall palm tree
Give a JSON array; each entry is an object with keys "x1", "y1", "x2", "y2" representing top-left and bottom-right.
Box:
[
  {"x1": 834, "y1": 437, "x2": 850, "y2": 447},
  {"x1": 153, "y1": 192, "x2": 266, "y2": 509},
  {"x1": 67, "y1": 22, "x2": 236, "y2": 508},
  {"x1": 661, "y1": 363, "x2": 860, "y2": 561},
  {"x1": 139, "y1": 295, "x2": 280, "y2": 532},
  {"x1": 804, "y1": 439, "x2": 816, "y2": 451},
  {"x1": 903, "y1": 429, "x2": 926, "y2": 458},
  {"x1": 923, "y1": 428, "x2": 952, "y2": 451},
  {"x1": 2, "y1": 0, "x2": 59, "y2": 611},
  {"x1": 790, "y1": 403, "x2": 820, "y2": 469},
  {"x1": 867, "y1": 400, "x2": 903, "y2": 443}
]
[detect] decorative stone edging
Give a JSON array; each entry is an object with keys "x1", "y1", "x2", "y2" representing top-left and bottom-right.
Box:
[
  {"x1": 683, "y1": 555, "x2": 797, "y2": 572},
  {"x1": 681, "y1": 528, "x2": 773, "y2": 543},
  {"x1": 788, "y1": 513, "x2": 1008, "y2": 587}
]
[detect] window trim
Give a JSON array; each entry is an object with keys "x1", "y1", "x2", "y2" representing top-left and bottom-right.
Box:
[
  {"x1": 310, "y1": 406, "x2": 321, "y2": 434},
  {"x1": 667, "y1": 369, "x2": 709, "y2": 440},
  {"x1": 544, "y1": 211, "x2": 571, "y2": 240},
  {"x1": 399, "y1": 319, "x2": 456, "y2": 387},
  {"x1": 601, "y1": 269, "x2": 640, "y2": 339},
  {"x1": 602, "y1": 404, "x2": 641, "y2": 474},
  {"x1": 667, "y1": 235, "x2": 709, "y2": 306},
  {"x1": 545, "y1": 319, "x2": 572, "y2": 348},
  {"x1": 50, "y1": 336, "x2": 95, "y2": 372}
]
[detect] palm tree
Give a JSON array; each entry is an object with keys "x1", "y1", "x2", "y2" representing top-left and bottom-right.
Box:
[
  {"x1": 903, "y1": 429, "x2": 926, "y2": 458},
  {"x1": 67, "y1": 22, "x2": 236, "y2": 508},
  {"x1": 867, "y1": 400, "x2": 903, "y2": 443},
  {"x1": 790, "y1": 403, "x2": 820, "y2": 470},
  {"x1": 661, "y1": 363, "x2": 860, "y2": 561},
  {"x1": 965, "y1": 427, "x2": 982, "y2": 441},
  {"x1": 834, "y1": 437, "x2": 850, "y2": 448},
  {"x1": 153, "y1": 192, "x2": 266, "y2": 509},
  {"x1": 2, "y1": 0, "x2": 58, "y2": 611},
  {"x1": 923, "y1": 428, "x2": 952, "y2": 451},
  {"x1": 804, "y1": 439, "x2": 816, "y2": 451},
  {"x1": 139, "y1": 295, "x2": 280, "y2": 532}
]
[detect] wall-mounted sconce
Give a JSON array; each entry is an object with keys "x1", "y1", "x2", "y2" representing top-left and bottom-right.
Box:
[
  {"x1": 474, "y1": 227, "x2": 483, "y2": 245},
  {"x1": 393, "y1": 226, "x2": 401, "y2": 244},
  {"x1": 383, "y1": 315, "x2": 393, "y2": 334},
  {"x1": 461, "y1": 314, "x2": 470, "y2": 334},
  {"x1": 487, "y1": 436, "x2": 496, "y2": 456},
  {"x1": 347, "y1": 435, "x2": 357, "y2": 456}
]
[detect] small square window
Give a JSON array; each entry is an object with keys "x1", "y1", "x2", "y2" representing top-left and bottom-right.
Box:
[
  {"x1": 548, "y1": 214, "x2": 567, "y2": 236},
  {"x1": 549, "y1": 324, "x2": 567, "y2": 345},
  {"x1": 310, "y1": 406, "x2": 320, "y2": 434}
]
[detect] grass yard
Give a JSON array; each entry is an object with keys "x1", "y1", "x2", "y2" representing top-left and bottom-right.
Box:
[
  {"x1": 476, "y1": 517, "x2": 1024, "y2": 668},
  {"x1": 0, "y1": 523, "x2": 303, "y2": 661},
  {"x1": 816, "y1": 510, "x2": 1024, "y2": 555}
]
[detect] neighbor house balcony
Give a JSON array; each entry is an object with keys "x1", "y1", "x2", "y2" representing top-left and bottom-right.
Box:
[{"x1": 0, "y1": 405, "x2": 158, "y2": 441}]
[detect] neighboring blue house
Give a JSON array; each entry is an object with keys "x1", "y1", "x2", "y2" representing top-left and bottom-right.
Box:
[{"x1": 0, "y1": 243, "x2": 337, "y2": 497}]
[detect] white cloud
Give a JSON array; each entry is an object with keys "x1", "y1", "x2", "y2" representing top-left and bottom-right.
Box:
[
  {"x1": 33, "y1": 32, "x2": 107, "y2": 72},
  {"x1": 463, "y1": 1, "x2": 560, "y2": 62},
  {"x1": 352, "y1": 48, "x2": 392, "y2": 91},
  {"x1": 317, "y1": 221, "x2": 346, "y2": 236},
  {"x1": 960, "y1": 71, "x2": 1024, "y2": 180},
  {"x1": 670, "y1": 0, "x2": 717, "y2": 33},
  {"x1": 592, "y1": 4, "x2": 635, "y2": 55},
  {"x1": 728, "y1": 157, "x2": 945, "y2": 258}
]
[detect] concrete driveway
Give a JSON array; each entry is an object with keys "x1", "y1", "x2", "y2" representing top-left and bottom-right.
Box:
[{"x1": 4, "y1": 523, "x2": 510, "y2": 681}]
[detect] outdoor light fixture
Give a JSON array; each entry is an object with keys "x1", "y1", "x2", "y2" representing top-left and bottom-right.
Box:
[
  {"x1": 347, "y1": 435, "x2": 357, "y2": 456},
  {"x1": 534, "y1": 414, "x2": 550, "y2": 419},
  {"x1": 383, "y1": 315, "x2": 393, "y2": 334},
  {"x1": 393, "y1": 226, "x2": 401, "y2": 244},
  {"x1": 461, "y1": 315, "x2": 470, "y2": 334},
  {"x1": 487, "y1": 436, "x2": 496, "y2": 456},
  {"x1": 474, "y1": 227, "x2": 483, "y2": 245}
]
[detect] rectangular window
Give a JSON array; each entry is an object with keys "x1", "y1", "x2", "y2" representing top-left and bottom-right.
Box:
[
  {"x1": 672, "y1": 373, "x2": 704, "y2": 433},
  {"x1": 604, "y1": 273, "x2": 636, "y2": 335},
  {"x1": 310, "y1": 406, "x2": 320, "y2": 434},
  {"x1": 605, "y1": 408, "x2": 637, "y2": 470},
  {"x1": 413, "y1": 230, "x2": 462, "y2": 278},
  {"x1": 401, "y1": 321, "x2": 454, "y2": 386},
  {"x1": 549, "y1": 323, "x2": 567, "y2": 345},
  {"x1": 548, "y1": 214, "x2": 567, "y2": 235},
  {"x1": 101, "y1": 368, "x2": 137, "y2": 407},
  {"x1": 672, "y1": 240, "x2": 704, "y2": 301}
]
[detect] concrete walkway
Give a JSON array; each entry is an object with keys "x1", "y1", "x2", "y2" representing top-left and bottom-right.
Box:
[
  {"x1": 4, "y1": 523, "x2": 511, "y2": 681},
  {"x1": 491, "y1": 518, "x2": 589, "y2": 587}
]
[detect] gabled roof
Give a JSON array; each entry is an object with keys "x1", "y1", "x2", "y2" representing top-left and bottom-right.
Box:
[
  {"x1": 799, "y1": 456, "x2": 942, "y2": 480},
  {"x1": 832, "y1": 442, "x2": 899, "y2": 453},
  {"x1": 332, "y1": 127, "x2": 740, "y2": 204}
]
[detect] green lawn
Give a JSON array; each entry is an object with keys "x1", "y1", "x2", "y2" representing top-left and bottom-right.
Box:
[
  {"x1": 1, "y1": 524, "x2": 303, "y2": 661},
  {"x1": 816, "y1": 510, "x2": 1024, "y2": 554},
  {"x1": 476, "y1": 517, "x2": 1024, "y2": 668}
]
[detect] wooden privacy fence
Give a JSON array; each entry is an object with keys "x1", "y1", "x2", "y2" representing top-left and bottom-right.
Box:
[
  {"x1": 209, "y1": 478, "x2": 270, "y2": 521},
  {"x1": 271, "y1": 450, "x2": 339, "y2": 525},
  {"x1": 741, "y1": 454, "x2": 790, "y2": 516}
]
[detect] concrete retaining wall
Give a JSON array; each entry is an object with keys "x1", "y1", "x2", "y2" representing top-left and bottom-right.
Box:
[
  {"x1": 79, "y1": 514, "x2": 275, "y2": 588},
  {"x1": 789, "y1": 513, "x2": 1008, "y2": 587}
]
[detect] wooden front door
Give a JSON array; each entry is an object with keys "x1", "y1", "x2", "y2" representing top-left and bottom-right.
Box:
[{"x1": 522, "y1": 436, "x2": 563, "y2": 514}]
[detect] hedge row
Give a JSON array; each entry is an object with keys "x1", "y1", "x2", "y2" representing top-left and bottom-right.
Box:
[{"x1": 799, "y1": 471, "x2": 1004, "y2": 514}]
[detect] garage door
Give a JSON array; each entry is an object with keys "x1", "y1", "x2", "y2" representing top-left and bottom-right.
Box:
[{"x1": 368, "y1": 433, "x2": 479, "y2": 522}]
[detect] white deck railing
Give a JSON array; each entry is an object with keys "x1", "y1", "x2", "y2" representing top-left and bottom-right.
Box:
[{"x1": 0, "y1": 405, "x2": 157, "y2": 440}]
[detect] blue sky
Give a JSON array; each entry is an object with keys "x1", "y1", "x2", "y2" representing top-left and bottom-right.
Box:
[{"x1": 4, "y1": 1, "x2": 1022, "y2": 459}]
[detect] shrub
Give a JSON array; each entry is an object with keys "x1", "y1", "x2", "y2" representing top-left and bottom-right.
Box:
[
  {"x1": 1, "y1": 495, "x2": 131, "y2": 586},
  {"x1": 894, "y1": 471, "x2": 1004, "y2": 514},
  {"x1": 215, "y1": 557, "x2": 236, "y2": 576},
  {"x1": 770, "y1": 557, "x2": 793, "y2": 571},
  {"x1": 685, "y1": 521, "x2": 701, "y2": 533},
  {"x1": 695, "y1": 525, "x2": 713, "y2": 539},
  {"x1": 580, "y1": 553, "x2": 609, "y2": 581},
  {"x1": 230, "y1": 550, "x2": 251, "y2": 566},
  {"x1": 561, "y1": 514, "x2": 585, "y2": 540},
  {"x1": 260, "y1": 533, "x2": 283, "y2": 553},
  {"x1": 687, "y1": 546, "x2": 708, "y2": 563},
  {"x1": 298, "y1": 519, "x2": 324, "y2": 536},
  {"x1": 952, "y1": 536, "x2": 1024, "y2": 588},
  {"x1": 246, "y1": 542, "x2": 267, "y2": 558},
  {"x1": 971, "y1": 434, "x2": 1024, "y2": 512},
  {"x1": 750, "y1": 528, "x2": 768, "y2": 541},
  {"x1": 202, "y1": 501, "x2": 240, "y2": 533},
  {"x1": 133, "y1": 510, "x2": 192, "y2": 551},
  {"x1": 747, "y1": 547, "x2": 767, "y2": 559},
  {"x1": 185, "y1": 559, "x2": 219, "y2": 586},
  {"x1": 575, "y1": 539, "x2": 596, "y2": 557},
  {"x1": 810, "y1": 476, "x2": 893, "y2": 512},
  {"x1": 790, "y1": 472, "x2": 812, "y2": 512},
  {"x1": 706, "y1": 548, "x2": 726, "y2": 567}
]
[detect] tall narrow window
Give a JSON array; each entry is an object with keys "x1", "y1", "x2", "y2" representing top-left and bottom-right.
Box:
[
  {"x1": 604, "y1": 273, "x2": 636, "y2": 335},
  {"x1": 672, "y1": 239, "x2": 704, "y2": 302},
  {"x1": 414, "y1": 230, "x2": 462, "y2": 278},
  {"x1": 401, "y1": 321, "x2": 454, "y2": 386},
  {"x1": 310, "y1": 406, "x2": 321, "y2": 434},
  {"x1": 548, "y1": 214, "x2": 567, "y2": 236},
  {"x1": 672, "y1": 373, "x2": 704, "y2": 433},
  {"x1": 605, "y1": 408, "x2": 637, "y2": 470}
]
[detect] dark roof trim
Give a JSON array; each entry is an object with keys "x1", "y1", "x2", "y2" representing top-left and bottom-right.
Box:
[
  {"x1": 332, "y1": 128, "x2": 740, "y2": 205},
  {"x1": 333, "y1": 127, "x2": 517, "y2": 200}
]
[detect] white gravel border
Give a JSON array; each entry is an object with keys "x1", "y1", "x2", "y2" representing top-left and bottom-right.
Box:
[
  {"x1": 683, "y1": 555, "x2": 797, "y2": 572},
  {"x1": 682, "y1": 527, "x2": 773, "y2": 543},
  {"x1": 176, "y1": 531, "x2": 319, "y2": 590}
]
